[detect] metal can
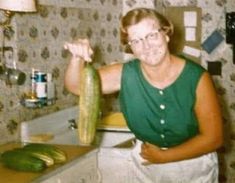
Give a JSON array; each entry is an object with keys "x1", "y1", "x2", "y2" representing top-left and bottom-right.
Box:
[{"x1": 35, "y1": 72, "x2": 47, "y2": 99}]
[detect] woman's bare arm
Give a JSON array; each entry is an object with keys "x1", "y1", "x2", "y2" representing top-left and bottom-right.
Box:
[
  {"x1": 98, "y1": 63, "x2": 123, "y2": 94},
  {"x1": 141, "y1": 72, "x2": 223, "y2": 163},
  {"x1": 64, "y1": 56, "x2": 84, "y2": 95}
]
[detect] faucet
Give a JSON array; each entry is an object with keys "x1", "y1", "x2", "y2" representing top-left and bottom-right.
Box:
[{"x1": 68, "y1": 119, "x2": 77, "y2": 130}]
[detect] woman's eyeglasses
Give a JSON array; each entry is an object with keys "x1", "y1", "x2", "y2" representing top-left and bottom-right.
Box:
[{"x1": 128, "y1": 28, "x2": 162, "y2": 48}]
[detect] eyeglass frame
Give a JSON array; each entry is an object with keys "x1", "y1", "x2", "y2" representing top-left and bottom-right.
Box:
[{"x1": 127, "y1": 27, "x2": 163, "y2": 48}]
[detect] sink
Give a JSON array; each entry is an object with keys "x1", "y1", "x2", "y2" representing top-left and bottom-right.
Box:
[
  {"x1": 43, "y1": 129, "x2": 135, "y2": 147},
  {"x1": 21, "y1": 106, "x2": 135, "y2": 147}
]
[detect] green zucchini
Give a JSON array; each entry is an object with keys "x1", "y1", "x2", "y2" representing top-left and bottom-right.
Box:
[
  {"x1": 13, "y1": 148, "x2": 54, "y2": 167},
  {"x1": 78, "y1": 63, "x2": 101, "y2": 146},
  {"x1": 1, "y1": 150, "x2": 46, "y2": 172},
  {"x1": 23, "y1": 143, "x2": 67, "y2": 163}
]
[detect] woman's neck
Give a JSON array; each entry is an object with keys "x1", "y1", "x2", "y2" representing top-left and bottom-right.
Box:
[{"x1": 140, "y1": 55, "x2": 182, "y2": 89}]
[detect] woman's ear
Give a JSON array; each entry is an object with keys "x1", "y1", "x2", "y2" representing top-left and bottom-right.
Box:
[{"x1": 165, "y1": 35, "x2": 170, "y2": 42}]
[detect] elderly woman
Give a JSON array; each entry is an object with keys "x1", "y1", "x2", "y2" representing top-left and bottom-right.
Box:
[{"x1": 64, "y1": 8, "x2": 223, "y2": 183}]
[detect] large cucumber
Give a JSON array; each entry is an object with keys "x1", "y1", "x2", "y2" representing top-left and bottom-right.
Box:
[
  {"x1": 1, "y1": 150, "x2": 46, "y2": 172},
  {"x1": 78, "y1": 63, "x2": 101, "y2": 146},
  {"x1": 23, "y1": 143, "x2": 67, "y2": 163}
]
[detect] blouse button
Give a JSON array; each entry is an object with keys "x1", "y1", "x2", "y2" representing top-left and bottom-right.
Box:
[
  {"x1": 159, "y1": 90, "x2": 164, "y2": 95},
  {"x1": 160, "y1": 119, "x2": 165, "y2": 124},
  {"x1": 160, "y1": 104, "x2": 165, "y2": 110}
]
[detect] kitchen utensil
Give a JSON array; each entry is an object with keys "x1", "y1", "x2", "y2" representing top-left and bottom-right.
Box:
[{"x1": 6, "y1": 67, "x2": 26, "y2": 85}]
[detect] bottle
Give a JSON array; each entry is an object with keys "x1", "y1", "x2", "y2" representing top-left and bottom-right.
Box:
[
  {"x1": 46, "y1": 73, "x2": 55, "y2": 105},
  {"x1": 35, "y1": 71, "x2": 47, "y2": 106}
]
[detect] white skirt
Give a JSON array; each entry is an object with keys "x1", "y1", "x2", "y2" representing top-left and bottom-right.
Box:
[{"x1": 130, "y1": 140, "x2": 219, "y2": 183}]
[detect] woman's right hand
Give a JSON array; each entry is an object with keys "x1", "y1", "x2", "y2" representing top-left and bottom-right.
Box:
[{"x1": 64, "y1": 38, "x2": 94, "y2": 62}]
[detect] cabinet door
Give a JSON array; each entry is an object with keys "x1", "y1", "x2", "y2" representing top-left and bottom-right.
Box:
[{"x1": 40, "y1": 153, "x2": 99, "y2": 183}]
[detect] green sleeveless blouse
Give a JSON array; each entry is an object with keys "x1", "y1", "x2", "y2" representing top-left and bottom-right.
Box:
[{"x1": 119, "y1": 58, "x2": 206, "y2": 147}]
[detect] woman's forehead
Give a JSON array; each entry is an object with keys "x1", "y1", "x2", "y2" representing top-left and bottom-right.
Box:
[
  {"x1": 133, "y1": 18, "x2": 159, "y2": 29},
  {"x1": 127, "y1": 19, "x2": 159, "y2": 39},
  {"x1": 127, "y1": 18, "x2": 160, "y2": 35}
]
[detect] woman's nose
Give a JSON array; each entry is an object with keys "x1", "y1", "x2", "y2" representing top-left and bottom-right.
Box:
[{"x1": 142, "y1": 39, "x2": 151, "y2": 49}]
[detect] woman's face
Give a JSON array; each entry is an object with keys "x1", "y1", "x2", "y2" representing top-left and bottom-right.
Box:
[{"x1": 127, "y1": 18, "x2": 169, "y2": 66}]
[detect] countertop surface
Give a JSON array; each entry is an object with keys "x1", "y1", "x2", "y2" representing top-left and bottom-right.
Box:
[{"x1": 0, "y1": 142, "x2": 97, "y2": 183}]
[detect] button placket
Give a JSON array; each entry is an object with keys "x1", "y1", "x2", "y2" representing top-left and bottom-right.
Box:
[{"x1": 157, "y1": 89, "x2": 167, "y2": 144}]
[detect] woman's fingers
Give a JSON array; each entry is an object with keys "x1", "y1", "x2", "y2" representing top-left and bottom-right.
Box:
[{"x1": 64, "y1": 39, "x2": 93, "y2": 62}]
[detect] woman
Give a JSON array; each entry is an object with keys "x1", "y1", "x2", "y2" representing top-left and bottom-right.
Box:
[{"x1": 64, "y1": 8, "x2": 223, "y2": 183}]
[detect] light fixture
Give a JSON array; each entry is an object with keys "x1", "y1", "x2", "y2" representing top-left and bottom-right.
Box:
[{"x1": 0, "y1": 0, "x2": 37, "y2": 27}]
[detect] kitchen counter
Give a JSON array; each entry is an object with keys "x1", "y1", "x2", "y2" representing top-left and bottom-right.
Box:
[{"x1": 0, "y1": 142, "x2": 99, "y2": 183}]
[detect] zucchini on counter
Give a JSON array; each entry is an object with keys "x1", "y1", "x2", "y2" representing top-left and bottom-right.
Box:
[
  {"x1": 1, "y1": 150, "x2": 47, "y2": 172},
  {"x1": 0, "y1": 143, "x2": 67, "y2": 172}
]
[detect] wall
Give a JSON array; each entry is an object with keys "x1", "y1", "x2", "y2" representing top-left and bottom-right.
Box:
[
  {"x1": 0, "y1": 0, "x2": 235, "y2": 182},
  {"x1": 0, "y1": 0, "x2": 123, "y2": 144}
]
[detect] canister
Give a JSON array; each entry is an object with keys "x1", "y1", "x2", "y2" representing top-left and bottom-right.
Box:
[{"x1": 35, "y1": 72, "x2": 47, "y2": 100}]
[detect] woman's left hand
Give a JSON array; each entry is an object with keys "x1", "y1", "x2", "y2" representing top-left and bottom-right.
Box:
[{"x1": 140, "y1": 142, "x2": 166, "y2": 163}]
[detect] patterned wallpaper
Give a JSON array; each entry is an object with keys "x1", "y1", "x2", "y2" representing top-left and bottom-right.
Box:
[
  {"x1": 0, "y1": 0, "x2": 234, "y2": 182},
  {"x1": 0, "y1": 0, "x2": 123, "y2": 144},
  {"x1": 14, "y1": 4, "x2": 122, "y2": 101}
]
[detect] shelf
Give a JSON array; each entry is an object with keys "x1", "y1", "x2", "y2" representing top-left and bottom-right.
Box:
[{"x1": 20, "y1": 98, "x2": 55, "y2": 108}]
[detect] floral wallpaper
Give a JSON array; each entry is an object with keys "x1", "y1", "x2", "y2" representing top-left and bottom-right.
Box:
[
  {"x1": 0, "y1": 0, "x2": 123, "y2": 144},
  {"x1": 0, "y1": 0, "x2": 234, "y2": 182}
]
